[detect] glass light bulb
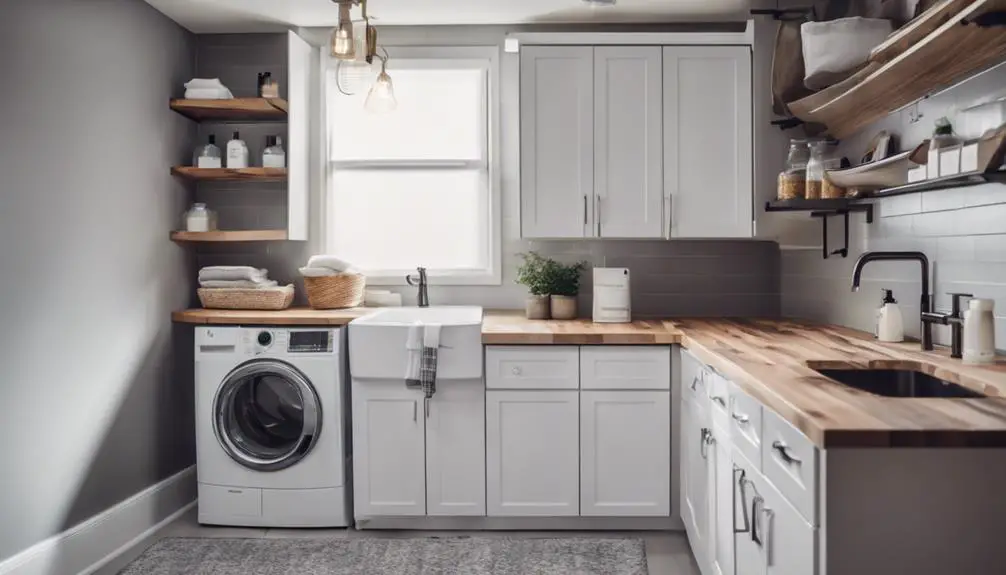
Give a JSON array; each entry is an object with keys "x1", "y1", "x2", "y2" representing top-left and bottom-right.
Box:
[
  {"x1": 365, "y1": 72, "x2": 397, "y2": 114},
  {"x1": 331, "y1": 23, "x2": 355, "y2": 60}
]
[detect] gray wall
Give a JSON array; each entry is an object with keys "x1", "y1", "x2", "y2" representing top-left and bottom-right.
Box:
[
  {"x1": 194, "y1": 27, "x2": 781, "y2": 317},
  {"x1": 0, "y1": 0, "x2": 196, "y2": 562},
  {"x1": 781, "y1": 64, "x2": 1006, "y2": 346}
]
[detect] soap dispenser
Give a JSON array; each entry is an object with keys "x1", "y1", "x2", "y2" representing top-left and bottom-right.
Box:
[
  {"x1": 226, "y1": 131, "x2": 249, "y2": 169},
  {"x1": 877, "y1": 289, "x2": 904, "y2": 343}
]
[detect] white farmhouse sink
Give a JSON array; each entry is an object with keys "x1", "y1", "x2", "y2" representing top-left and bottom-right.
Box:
[
  {"x1": 352, "y1": 306, "x2": 483, "y2": 327},
  {"x1": 349, "y1": 306, "x2": 484, "y2": 381}
]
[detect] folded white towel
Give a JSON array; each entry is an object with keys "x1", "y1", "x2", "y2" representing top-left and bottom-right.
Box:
[
  {"x1": 184, "y1": 87, "x2": 234, "y2": 100},
  {"x1": 299, "y1": 266, "x2": 338, "y2": 278},
  {"x1": 405, "y1": 323, "x2": 424, "y2": 386},
  {"x1": 306, "y1": 255, "x2": 356, "y2": 273},
  {"x1": 198, "y1": 266, "x2": 268, "y2": 283},
  {"x1": 184, "y1": 78, "x2": 229, "y2": 90},
  {"x1": 199, "y1": 279, "x2": 278, "y2": 289}
]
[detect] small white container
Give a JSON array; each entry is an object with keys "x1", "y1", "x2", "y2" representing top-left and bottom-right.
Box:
[
  {"x1": 963, "y1": 298, "x2": 996, "y2": 364},
  {"x1": 908, "y1": 165, "x2": 928, "y2": 183},
  {"x1": 939, "y1": 145, "x2": 962, "y2": 176},
  {"x1": 226, "y1": 131, "x2": 249, "y2": 169},
  {"x1": 184, "y1": 202, "x2": 217, "y2": 232},
  {"x1": 927, "y1": 147, "x2": 941, "y2": 179}
]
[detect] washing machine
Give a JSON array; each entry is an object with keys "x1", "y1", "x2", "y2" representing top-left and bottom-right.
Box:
[{"x1": 194, "y1": 326, "x2": 350, "y2": 527}]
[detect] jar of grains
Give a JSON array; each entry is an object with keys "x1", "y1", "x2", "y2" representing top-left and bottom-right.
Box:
[
  {"x1": 805, "y1": 140, "x2": 833, "y2": 199},
  {"x1": 777, "y1": 139, "x2": 809, "y2": 200}
]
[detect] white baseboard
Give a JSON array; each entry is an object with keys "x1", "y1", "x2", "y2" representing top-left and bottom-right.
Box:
[{"x1": 0, "y1": 466, "x2": 197, "y2": 575}]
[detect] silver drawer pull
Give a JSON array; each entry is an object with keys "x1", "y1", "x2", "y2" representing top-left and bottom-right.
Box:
[
  {"x1": 700, "y1": 428, "x2": 711, "y2": 459},
  {"x1": 712, "y1": 395, "x2": 727, "y2": 407},
  {"x1": 734, "y1": 466, "x2": 751, "y2": 534},
  {"x1": 772, "y1": 440, "x2": 802, "y2": 464},
  {"x1": 691, "y1": 376, "x2": 701, "y2": 391},
  {"x1": 732, "y1": 412, "x2": 750, "y2": 424}
]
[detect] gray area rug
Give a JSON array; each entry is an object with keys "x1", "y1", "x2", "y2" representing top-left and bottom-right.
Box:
[{"x1": 119, "y1": 537, "x2": 648, "y2": 574}]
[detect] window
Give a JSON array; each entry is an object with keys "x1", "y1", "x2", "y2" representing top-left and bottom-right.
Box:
[{"x1": 325, "y1": 47, "x2": 500, "y2": 285}]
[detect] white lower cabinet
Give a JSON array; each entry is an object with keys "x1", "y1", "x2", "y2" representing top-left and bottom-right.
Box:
[
  {"x1": 486, "y1": 390, "x2": 580, "y2": 516},
  {"x1": 710, "y1": 421, "x2": 735, "y2": 575},
  {"x1": 682, "y1": 391, "x2": 710, "y2": 567},
  {"x1": 352, "y1": 383, "x2": 427, "y2": 517},
  {"x1": 426, "y1": 380, "x2": 486, "y2": 516},
  {"x1": 580, "y1": 390, "x2": 670, "y2": 516}
]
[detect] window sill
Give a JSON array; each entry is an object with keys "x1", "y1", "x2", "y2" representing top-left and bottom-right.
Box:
[{"x1": 364, "y1": 270, "x2": 502, "y2": 287}]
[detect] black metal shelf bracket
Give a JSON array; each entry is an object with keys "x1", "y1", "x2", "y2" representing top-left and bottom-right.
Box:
[{"x1": 810, "y1": 205, "x2": 873, "y2": 259}]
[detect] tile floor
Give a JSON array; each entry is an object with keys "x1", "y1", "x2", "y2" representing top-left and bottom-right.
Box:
[{"x1": 94, "y1": 508, "x2": 701, "y2": 575}]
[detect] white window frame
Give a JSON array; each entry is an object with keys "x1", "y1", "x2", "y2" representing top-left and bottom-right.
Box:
[{"x1": 321, "y1": 45, "x2": 502, "y2": 286}]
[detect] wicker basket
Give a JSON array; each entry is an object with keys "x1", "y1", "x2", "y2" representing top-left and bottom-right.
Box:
[
  {"x1": 304, "y1": 273, "x2": 366, "y2": 309},
  {"x1": 198, "y1": 285, "x2": 295, "y2": 310}
]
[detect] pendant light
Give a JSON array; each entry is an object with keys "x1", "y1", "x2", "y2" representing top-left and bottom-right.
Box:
[
  {"x1": 330, "y1": 2, "x2": 355, "y2": 60},
  {"x1": 366, "y1": 51, "x2": 397, "y2": 114}
]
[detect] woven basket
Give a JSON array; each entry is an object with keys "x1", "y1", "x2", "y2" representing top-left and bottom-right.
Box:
[
  {"x1": 304, "y1": 273, "x2": 366, "y2": 309},
  {"x1": 198, "y1": 285, "x2": 295, "y2": 310}
]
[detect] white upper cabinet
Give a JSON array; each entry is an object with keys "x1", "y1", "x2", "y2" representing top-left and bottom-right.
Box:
[
  {"x1": 594, "y1": 47, "x2": 664, "y2": 238},
  {"x1": 520, "y1": 46, "x2": 594, "y2": 239},
  {"x1": 664, "y1": 46, "x2": 753, "y2": 238}
]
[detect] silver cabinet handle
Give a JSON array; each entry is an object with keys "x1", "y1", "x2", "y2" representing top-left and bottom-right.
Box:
[
  {"x1": 413, "y1": 401, "x2": 417, "y2": 422},
  {"x1": 732, "y1": 412, "x2": 750, "y2": 424},
  {"x1": 772, "y1": 440, "x2": 802, "y2": 464},
  {"x1": 734, "y1": 466, "x2": 751, "y2": 534},
  {"x1": 691, "y1": 376, "x2": 701, "y2": 391},
  {"x1": 583, "y1": 194, "x2": 588, "y2": 226},
  {"x1": 667, "y1": 194, "x2": 673, "y2": 238},
  {"x1": 760, "y1": 505, "x2": 776, "y2": 567},
  {"x1": 425, "y1": 397, "x2": 431, "y2": 419},
  {"x1": 700, "y1": 428, "x2": 712, "y2": 459},
  {"x1": 751, "y1": 495, "x2": 765, "y2": 545},
  {"x1": 712, "y1": 396, "x2": 727, "y2": 408}
]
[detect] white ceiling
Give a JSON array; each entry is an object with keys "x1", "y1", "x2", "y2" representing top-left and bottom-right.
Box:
[{"x1": 145, "y1": 0, "x2": 750, "y2": 33}]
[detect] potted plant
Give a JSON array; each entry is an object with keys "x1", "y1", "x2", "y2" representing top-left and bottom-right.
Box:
[
  {"x1": 544, "y1": 259, "x2": 586, "y2": 320},
  {"x1": 516, "y1": 252, "x2": 551, "y2": 319}
]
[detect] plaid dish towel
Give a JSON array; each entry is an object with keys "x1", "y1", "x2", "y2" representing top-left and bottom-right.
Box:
[{"x1": 405, "y1": 323, "x2": 441, "y2": 399}]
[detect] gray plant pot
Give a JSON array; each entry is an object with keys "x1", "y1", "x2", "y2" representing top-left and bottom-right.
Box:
[
  {"x1": 525, "y1": 294, "x2": 551, "y2": 320},
  {"x1": 550, "y1": 295, "x2": 577, "y2": 320}
]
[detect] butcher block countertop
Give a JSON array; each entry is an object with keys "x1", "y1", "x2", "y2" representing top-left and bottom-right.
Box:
[{"x1": 174, "y1": 308, "x2": 1006, "y2": 448}]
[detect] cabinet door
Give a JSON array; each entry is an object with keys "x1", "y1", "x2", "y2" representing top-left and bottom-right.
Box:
[
  {"x1": 352, "y1": 382, "x2": 426, "y2": 517},
  {"x1": 683, "y1": 394, "x2": 710, "y2": 568},
  {"x1": 520, "y1": 46, "x2": 594, "y2": 239},
  {"x1": 594, "y1": 47, "x2": 664, "y2": 238},
  {"x1": 734, "y1": 449, "x2": 766, "y2": 575},
  {"x1": 580, "y1": 391, "x2": 670, "y2": 516},
  {"x1": 487, "y1": 390, "x2": 579, "y2": 516},
  {"x1": 664, "y1": 46, "x2": 753, "y2": 238},
  {"x1": 426, "y1": 380, "x2": 485, "y2": 516},
  {"x1": 710, "y1": 423, "x2": 736, "y2": 575}
]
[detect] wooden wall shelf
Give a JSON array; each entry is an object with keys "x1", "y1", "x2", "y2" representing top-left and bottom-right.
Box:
[
  {"x1": 171, "y1": 167, "x2": 287, "y2": 182},
  {"x1": 169, "y1": 98, "x2": 288, "y2": 122},
  {"x1": 170, "y1": 230, "x2": 289, "y2": 243},
  {"x1": 789, "y1": 0, "x2": 1006, "y2": 138}
]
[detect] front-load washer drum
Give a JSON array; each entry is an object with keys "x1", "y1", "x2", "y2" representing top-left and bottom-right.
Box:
[{"x1": 214, "y1": 359, "x2": 322, "y2": 471}]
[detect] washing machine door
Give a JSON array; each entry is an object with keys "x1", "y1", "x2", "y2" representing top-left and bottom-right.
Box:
[{"x1": 214, "y1": 359, "x2": 322, "y2": 471}]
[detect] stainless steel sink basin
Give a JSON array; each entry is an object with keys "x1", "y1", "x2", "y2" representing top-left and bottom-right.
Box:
[{"x1": 813, "y1": 368, "x2": 985, "y2": 398}]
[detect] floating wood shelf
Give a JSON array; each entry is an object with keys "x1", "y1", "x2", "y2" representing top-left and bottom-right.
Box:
[
  {"x1": 789, "y1": 0, "x2": 1006, "y2": 139},
  {"x1": 170, "y1": 230, "x2": 288, "y2": 243},
  {"x1": 171, "y1": 167, "x2": 287, "y2": 182},
  {"x1": 169, "y1": 98, "x2": 288, "y2": 122}
]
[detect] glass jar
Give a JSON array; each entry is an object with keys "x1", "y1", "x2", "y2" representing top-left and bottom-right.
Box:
[
  {"x1": 777, "y1": 139, "x2": 808, "y2": 200},
  {"x1": 806, "y1": 141, "x2": 835, "y2": 199},
  {"x1": 193, "y1": 135, "x2": 222, "y2": 169},
  {"x1": 184, "y1": 203, "x2": 217, "y2": 232}
]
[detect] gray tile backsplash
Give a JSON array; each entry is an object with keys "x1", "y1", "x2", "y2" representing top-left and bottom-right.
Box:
[
  {"x1": 191, "y1": 31, "x2": 780, "y2": 317},
  {"x1": 780, "y1": 63, "x2": 1006, "y2": 347}
]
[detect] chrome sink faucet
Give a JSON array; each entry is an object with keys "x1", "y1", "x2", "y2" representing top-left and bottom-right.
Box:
[
  {"x1": 851, "y1": 251, "x2": 933, "y2": 351},
  {"x1": 406, "y1": 267, "x2": 429, "y2": 307}
]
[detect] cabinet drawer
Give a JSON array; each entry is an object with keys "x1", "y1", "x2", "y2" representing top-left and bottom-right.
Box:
[
  {"x1": 707, "y1": 371, "x2": 731, "y2": 431},
  {"x1": 580, "y1": 346, "x2": 670, "y2": 390},
  {"x1": 762, "y1": 408, "x2": 819, "y2": 526},
  {"x1": 681, "y1": 350, "x2": 710, "y2": 407},
  {"x1": 486, "y1": 346, "x2": 579, "y2": 389},
  {"x1": 729, "y1": 382, "x2": 762, "y2": 471}
]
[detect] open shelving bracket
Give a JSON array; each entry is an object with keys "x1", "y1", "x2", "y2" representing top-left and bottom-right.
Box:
[{"x1": 810, "y1": 205, "x2": 873, "y2": 259}]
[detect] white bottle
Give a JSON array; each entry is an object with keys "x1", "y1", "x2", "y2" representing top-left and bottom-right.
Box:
[
  {"x1": 963, "y1": 298, "x2": 996, "y2": 364},
  {"x1": 877, "y1": 289, "x2": 904, "y2": 343},
  {"x1": 226, "y1": 131, "x2": 248, "y2": 169}
]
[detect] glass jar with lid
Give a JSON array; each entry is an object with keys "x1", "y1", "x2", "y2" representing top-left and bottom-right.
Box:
[
  {"x1": 777, "y1": 139, "x2": 809, "y2": 200},
  {"x1": 184, "y1": 202, "x2": 217, "y2": 232}
]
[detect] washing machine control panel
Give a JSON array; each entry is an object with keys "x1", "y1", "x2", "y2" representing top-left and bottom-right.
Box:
[{"x1": 288, "y1": 331, "x2": 334, "y2": 353}]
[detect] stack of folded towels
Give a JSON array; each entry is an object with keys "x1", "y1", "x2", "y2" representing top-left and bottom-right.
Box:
[
  {"x1": 299, "y1": 255, "x2": 357, "y2": 277},
  {"x1": 199, "y1": 266, "x2": 278, "y2": 289},
  {"x1": 183, "y1": 78, "x2": 234, "y2": 100}
]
